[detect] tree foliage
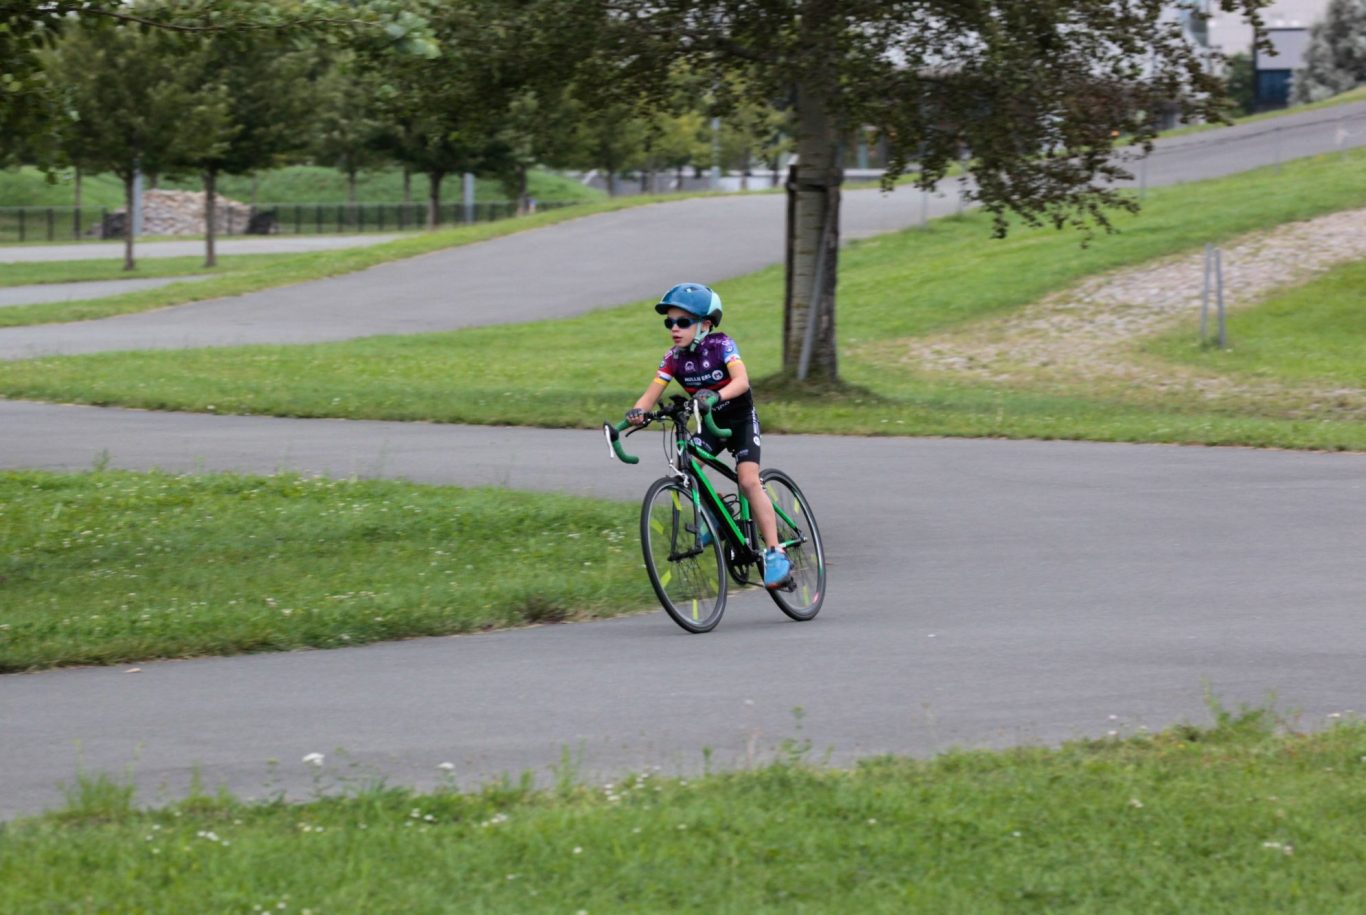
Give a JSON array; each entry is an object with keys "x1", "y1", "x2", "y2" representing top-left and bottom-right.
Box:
[
  {"x1": 40, "y1": 18, "x2": 232, "y2": 269},
  {"x1": 0, "y1": 0, "x2": 436, "y2": 167},
  {"x1": 1294, "y1": 0, "x2": 1366, "y2": 103},
  {"x1": 598, "y1": 0, "x2": 1272, "y2": 380}
]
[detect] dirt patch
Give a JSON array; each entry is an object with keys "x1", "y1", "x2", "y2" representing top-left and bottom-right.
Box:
[{"x1": 868, "y1": 208, "x2": 1366, "y2": 418}]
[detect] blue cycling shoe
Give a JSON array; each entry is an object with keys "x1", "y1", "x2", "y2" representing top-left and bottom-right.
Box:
[
  {"x1": 763, "y1": 547, "x2": 792, "y2": 590},
  {"x1": 698, "y1": 517, "x2": 713, "y2": 548}
]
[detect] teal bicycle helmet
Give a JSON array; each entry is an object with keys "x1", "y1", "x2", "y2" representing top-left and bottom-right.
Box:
[{"x1": 654, "y1": 283, "x2": 723, "y2": 328}]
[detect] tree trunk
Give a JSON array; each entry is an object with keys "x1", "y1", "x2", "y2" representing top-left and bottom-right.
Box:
[
  {"x1": 74, "y1": 166, "x2": 82, "y2": 208},
  {"x1": 402, "y1": 166, "x2": 412, "y2": 204},
  {"x1": 427, "y1": 171, "x2": 444, "y2": 229},
  {"x1": 347, "y1": 168, "x2": 358, "y2": 230},
  {"x1": 783, "y1": 77, "x2": 841, "y2": 382},
  {"x1": 515, "y1": 163, "x2": 530, "y2": 216},
  {"x1": 203, "y1": 168, "x2": 218, "y2": 269},
  {"x1": 122, "y1": 172, "x2": 136, "y2": 271}
]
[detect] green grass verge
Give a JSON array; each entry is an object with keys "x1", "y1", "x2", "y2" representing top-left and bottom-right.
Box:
[
  {"x1": 0, "y1": 165, "x2": 603, "y2": 209},
  {"x1": 3, "y1": 150, "x2": 1363, "y2": 449},
  {"x1": 0, "y1": 195, "x2": 691, "y2": 327},
  {"x1": 4, "y1": 713, "x2": 1365, "y2": 912},
  {"x1": 0, "y1": 470, "x2": 643, "y2": 673},
  {"x1": 1146, "y1": 257, "x2": 1366, "y2": 388}
]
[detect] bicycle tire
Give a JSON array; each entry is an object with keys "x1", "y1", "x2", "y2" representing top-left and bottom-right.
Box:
[
  {"x1": 640, "y1": 478, "x2": 728, "y2": 633},
  {"x1": 760, "y1": 468, "x2": 826, "y2": 621}
]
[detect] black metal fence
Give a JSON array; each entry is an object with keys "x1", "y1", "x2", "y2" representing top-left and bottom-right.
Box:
[{"x1": 0, "y1": 200, "x2": 575, "y2": 244}]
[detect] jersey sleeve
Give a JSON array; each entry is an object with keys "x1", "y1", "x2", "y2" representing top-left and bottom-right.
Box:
[
  {"x1": 655, "y1": 348, "x2": 677, "y2": 386},
  {"x1": 721, "y1": 337, "x2": 742, "y2": 365}
]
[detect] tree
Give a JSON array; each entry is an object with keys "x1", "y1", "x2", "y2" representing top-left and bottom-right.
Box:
[
  {"x1": 2, "y1": 0, "x2": 437, "y2": 168},
  {"x1": 310, "y1": 53, "x2": 389, "y2": 205},
  {"x1": 362, "y1": 3, "x2": 501, "y2": 229},
  {"x1": 175, "y1": 32, "x2": 319, "y2": 266},
  {"x1": 566, "y1": 94, "x2": 652, "y2": 196},
  {"x1": 1224, "y1": 53, "x2": 1256, "y2": 116},
  {"x1": 41, "y1": 20, "x2": 231, "y2": 270},
  {"x1": 716, "y1": 91, "x2": 792, "y2": 190},
  {"x1": 597, "y1": 0, "x2": 1269, "y2": 382},
  {"x1": 1293, "y1": 0, "x2": 1366, "y2": 103}
]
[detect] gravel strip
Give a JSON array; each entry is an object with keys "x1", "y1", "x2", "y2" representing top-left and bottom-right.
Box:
[{"x1": 880, "y1": 208, "x2": 1366, "y2": 416}]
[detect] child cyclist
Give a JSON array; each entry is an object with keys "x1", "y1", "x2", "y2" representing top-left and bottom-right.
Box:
[{"x1": 626, "y1": 282, "x2": 792, "y2": 590}]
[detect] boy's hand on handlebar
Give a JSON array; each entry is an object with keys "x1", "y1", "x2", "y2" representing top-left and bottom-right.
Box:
[
  {"x1": 625, "y1": 407, "x2": 646, "y2": 425},
  {"x1": 691, "y1": 390, "x2": 719, "y2": 414}
]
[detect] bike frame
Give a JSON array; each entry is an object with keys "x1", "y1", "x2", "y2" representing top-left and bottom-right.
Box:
[{"x1": 606, "y1": 397, "x2": 806, "y2": 563}]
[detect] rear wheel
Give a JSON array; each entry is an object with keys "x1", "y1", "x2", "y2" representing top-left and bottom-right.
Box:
[
  {"x1": 640, "y1": 478, "x2": 728, "y2": 633},
  {"x1": 760, "y1": 469, "x2": 826, "y2": 622}
]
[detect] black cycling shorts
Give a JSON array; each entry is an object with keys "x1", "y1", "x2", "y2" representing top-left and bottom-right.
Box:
[{"x1": 691, "y1": 409, "x2": 762, "y2": 466}]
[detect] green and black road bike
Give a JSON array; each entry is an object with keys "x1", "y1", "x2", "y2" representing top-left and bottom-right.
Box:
[{"x1": 605, "y1": 395, "x2": 826, "y2": 633}]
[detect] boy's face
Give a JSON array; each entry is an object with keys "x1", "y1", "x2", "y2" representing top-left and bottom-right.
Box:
[{"x1": 665, "y1": 306, "x2": 708, "y2": 348}]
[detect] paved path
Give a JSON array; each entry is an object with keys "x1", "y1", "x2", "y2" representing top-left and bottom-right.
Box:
[
  {"x1": 2, "y1": 108, "x2": 1365, "y2": 820},
  {"x1": 0, "y1": 401, "x2": 1362, "y2": 820},
  {"x1": 0, "y1": 275, "x2": 214, "y2": 308},
  {"x1": 0, "y1": 234, "x2": 401, "y2": 263}
]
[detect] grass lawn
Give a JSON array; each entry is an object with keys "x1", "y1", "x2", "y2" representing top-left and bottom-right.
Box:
[
  {"x1": 2, "y1": 150, "x2": 1363, "y2": 449},
  {"x1": 3, "y1": 713, "x2": 1365, "y2": 912},
  {"x1": 1146, "y1": 258, "x2": 1366, "y2": 389},
  {"x1": 0, "y1": 470, "x2": 644, "y2": 672}
]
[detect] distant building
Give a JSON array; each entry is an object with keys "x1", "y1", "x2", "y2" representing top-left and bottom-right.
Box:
[{"x1": 1253, "y1": 27, "x2": 1312, "y2": 110}]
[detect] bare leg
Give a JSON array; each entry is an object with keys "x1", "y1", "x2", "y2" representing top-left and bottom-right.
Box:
[{"x1": 737, "y1": 462, "x2": 779, "y2": 550}]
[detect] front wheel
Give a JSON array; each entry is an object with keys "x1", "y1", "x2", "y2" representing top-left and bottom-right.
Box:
[
  {"x1": 640, "y1": 478, "x2": 728, "y2": 633},
  {"x1": 760, "y1": 469, "x2": 826, "y2": 622}
]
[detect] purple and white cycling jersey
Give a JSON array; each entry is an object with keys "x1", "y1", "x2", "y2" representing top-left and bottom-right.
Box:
[{"x1": 654, "y1": 333, "x2": 754, "y2": 416}]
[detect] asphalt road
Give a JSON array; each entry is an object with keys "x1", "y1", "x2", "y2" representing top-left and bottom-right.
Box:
[
  {"x1": 0, "y1": 234, "x2": 401, "y2": 263},
  {"x1": 1, "y1": 402, "x2": 1362, "y2": 820},
  {"x1": 2, "y1": 106, "x2": 1365, "y2": 820},
  {"x1": 0, "y1": 275, "x2": 214, "y2": 308}
]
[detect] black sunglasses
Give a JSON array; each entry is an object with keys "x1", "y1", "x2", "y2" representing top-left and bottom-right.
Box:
[{"x1": 663, "y1": 316, "x2": 698, "y2": 329}]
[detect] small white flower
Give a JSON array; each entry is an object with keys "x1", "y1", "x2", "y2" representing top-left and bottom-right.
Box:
[
  {"x1": 437, "y1": 762, "x2": 456, "y2": 771},
  {"x1": 573, "y1": 846, "x2": 583, "y2": 855},
  {"x1": 302, "y1": 753, "x2": 324, "y2": 767},
  {"x1": 1128, "y1": 798, "x2": 1144, "y2": 809},
  {"x1": 867, "y1": 818, "x2": 878, "y2": 825}
]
